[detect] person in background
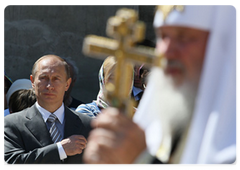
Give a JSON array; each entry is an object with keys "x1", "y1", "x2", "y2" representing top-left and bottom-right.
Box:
[
  {"x1": 8, "y1": 88, "x2": 36, "y2": 114},
  {"x1": 4, "y1": 54, "x2": 92, "y2": 163},
  {"x1": 76, "y1": 56, "x2": 133, "y2": 118},
  {"x1": 4, "y1": 79, "x2": 32, "y2": 117},
  {"x1": 132, "y1": 64, "x2": 150, "y2": 106},
  {"x1": 4, "y1": 73, "x2": 12, "y2": 110},
  {"x1": 63, "y1": 57, "x2": 84, "y2": 110},
  {"x1": 131, "y1": 39, "x2": 154, "y2": 107}
]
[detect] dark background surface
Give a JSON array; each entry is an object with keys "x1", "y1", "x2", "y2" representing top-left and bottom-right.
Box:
[{"x1": 4, "y1": 5, "x2": 156, "y2": 103}]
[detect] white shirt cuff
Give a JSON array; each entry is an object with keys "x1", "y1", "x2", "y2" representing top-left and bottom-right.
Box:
[{"x1": 57, "y1": 142, "x2": 67, "y2": 160}]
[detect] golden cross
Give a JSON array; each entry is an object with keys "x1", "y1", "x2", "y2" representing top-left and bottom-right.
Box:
[{"x1": 83, "y1": 8, "x2": 163, "y2": 118}]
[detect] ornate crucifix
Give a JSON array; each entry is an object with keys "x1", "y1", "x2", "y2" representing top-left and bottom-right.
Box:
[{"x1": 82, "y1": 8, "x2": 163, "y2": 118}]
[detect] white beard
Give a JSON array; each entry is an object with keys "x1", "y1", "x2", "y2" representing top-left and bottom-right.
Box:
[
  {"x1": 134, "y1": 67, "x2": 197, "y2": 160},
  {"x1": 156, "y1": 72, "x2": 196, "y2": 136}
]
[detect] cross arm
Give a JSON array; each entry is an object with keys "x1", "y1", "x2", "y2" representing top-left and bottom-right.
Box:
[
  {"x1": 82, "y1": 35, "x2": 118, "y2": 60},
  {"x1": 125, "y1": 46, "x2": 164, "y2": 68}
]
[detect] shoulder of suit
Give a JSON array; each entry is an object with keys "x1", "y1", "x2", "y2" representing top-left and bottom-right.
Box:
[
  {"x1": 65, "y1": 106, "x2": 93, "y2": 121},
  {"x1": 4, "y1": 106, "x2": 32, "y2": 124}
]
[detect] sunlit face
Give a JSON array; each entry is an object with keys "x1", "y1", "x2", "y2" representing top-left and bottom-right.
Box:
[
  {"x1": 155, "y1": 26, "x2": 209, "y2": 88},
  {"x1": 30, "y1": 56, "x2": 71, "y2": 110}
]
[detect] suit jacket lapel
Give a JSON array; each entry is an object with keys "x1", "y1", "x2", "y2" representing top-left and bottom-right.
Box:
[
  {"x1": 25, "y1": 105, "x2": 83, "y2": 146},
  {"x1": 25, "y1": 104, "x2": 53, "y2": 147},
  {"x1": 63, "y1": 107, "x2": 82, "y2": 138}
]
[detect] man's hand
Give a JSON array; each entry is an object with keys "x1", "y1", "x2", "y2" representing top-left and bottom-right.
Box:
[
  {"x1": 83, "y1": 107, "x2": 146, "y2": 164},
  {"x1": 61, "y1": 135, "x2": 87, "y2": 156}
]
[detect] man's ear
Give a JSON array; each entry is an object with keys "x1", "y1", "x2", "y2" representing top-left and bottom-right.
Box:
[
  {"x1": 65, "y1": 78, "x2": 72, "y2": 91},
  {"x1": 30, "y1": 75, "x2": 35, "y2": 88}
]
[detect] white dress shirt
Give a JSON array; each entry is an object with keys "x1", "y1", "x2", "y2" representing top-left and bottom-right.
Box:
[{"x1": 36, "y1": 102, "x2": 67, "y2": 160}]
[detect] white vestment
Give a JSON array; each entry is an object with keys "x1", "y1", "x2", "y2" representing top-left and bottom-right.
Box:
[{"x1": 134, "y1": 5, "x2": 236, "y2": 164}]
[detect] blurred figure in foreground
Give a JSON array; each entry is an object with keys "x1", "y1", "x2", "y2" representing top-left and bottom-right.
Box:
[{"x1": 83, "y1": 6, "x2": 236, "y2": 164}]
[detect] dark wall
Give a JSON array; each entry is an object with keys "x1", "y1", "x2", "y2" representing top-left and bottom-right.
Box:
[{"x1": 4, "y1": 5, "x2": 156, "y2": 103}]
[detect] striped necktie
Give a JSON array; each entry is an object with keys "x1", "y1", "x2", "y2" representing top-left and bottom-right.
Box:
[{"x1": 47, "y1": 114, "x2": 62, "y2": 143}]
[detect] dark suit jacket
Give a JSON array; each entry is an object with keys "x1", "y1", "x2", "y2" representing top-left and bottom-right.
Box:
[{"x1": 4, "y1": 104, "x2": 92, "y2": 164}]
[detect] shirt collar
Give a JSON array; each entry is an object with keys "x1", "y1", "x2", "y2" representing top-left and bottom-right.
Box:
[{"x1": 36, "y1": 102, "x2": 65, "y2": 124}]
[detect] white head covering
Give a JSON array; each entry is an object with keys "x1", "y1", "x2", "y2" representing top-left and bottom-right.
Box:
[
  {"x1": 180, "y1": 6, "x2": 236, "y2": 164},
  {"x1": 134, "y1": 5, "x2": 236, "y2": 163},
  {"x1": 6, "y1": 79, "x2": 33, "y2": 106},
  {"x1": 153, "y1": 5, "x2": 213, "y2": 31}
]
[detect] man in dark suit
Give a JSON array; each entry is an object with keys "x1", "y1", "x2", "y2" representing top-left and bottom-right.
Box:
[{"x1": 4, "y1": 55, "x2": 92, "y2": 163}]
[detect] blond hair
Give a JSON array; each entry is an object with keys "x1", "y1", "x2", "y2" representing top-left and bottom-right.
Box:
[{"x1": 103, "y1": 56, "x2": 117, "y2": 83}]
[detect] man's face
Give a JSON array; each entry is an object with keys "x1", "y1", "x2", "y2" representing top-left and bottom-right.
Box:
[
  {"x1": 30, "y1": 57, "x2": 71, "y2": 110},
  {"x1": 155, "y1": 26, "x2": 209, "y2": 88}
]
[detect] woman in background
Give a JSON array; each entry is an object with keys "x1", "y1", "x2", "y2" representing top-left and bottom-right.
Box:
[{"x1": 76, "y1": 56, "x2": 133, "y2": 118}]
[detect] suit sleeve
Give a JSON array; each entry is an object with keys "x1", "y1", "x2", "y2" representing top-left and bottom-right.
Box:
[{"x1": 4, "y1": 117, "x2": 61, "y2": 164}]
